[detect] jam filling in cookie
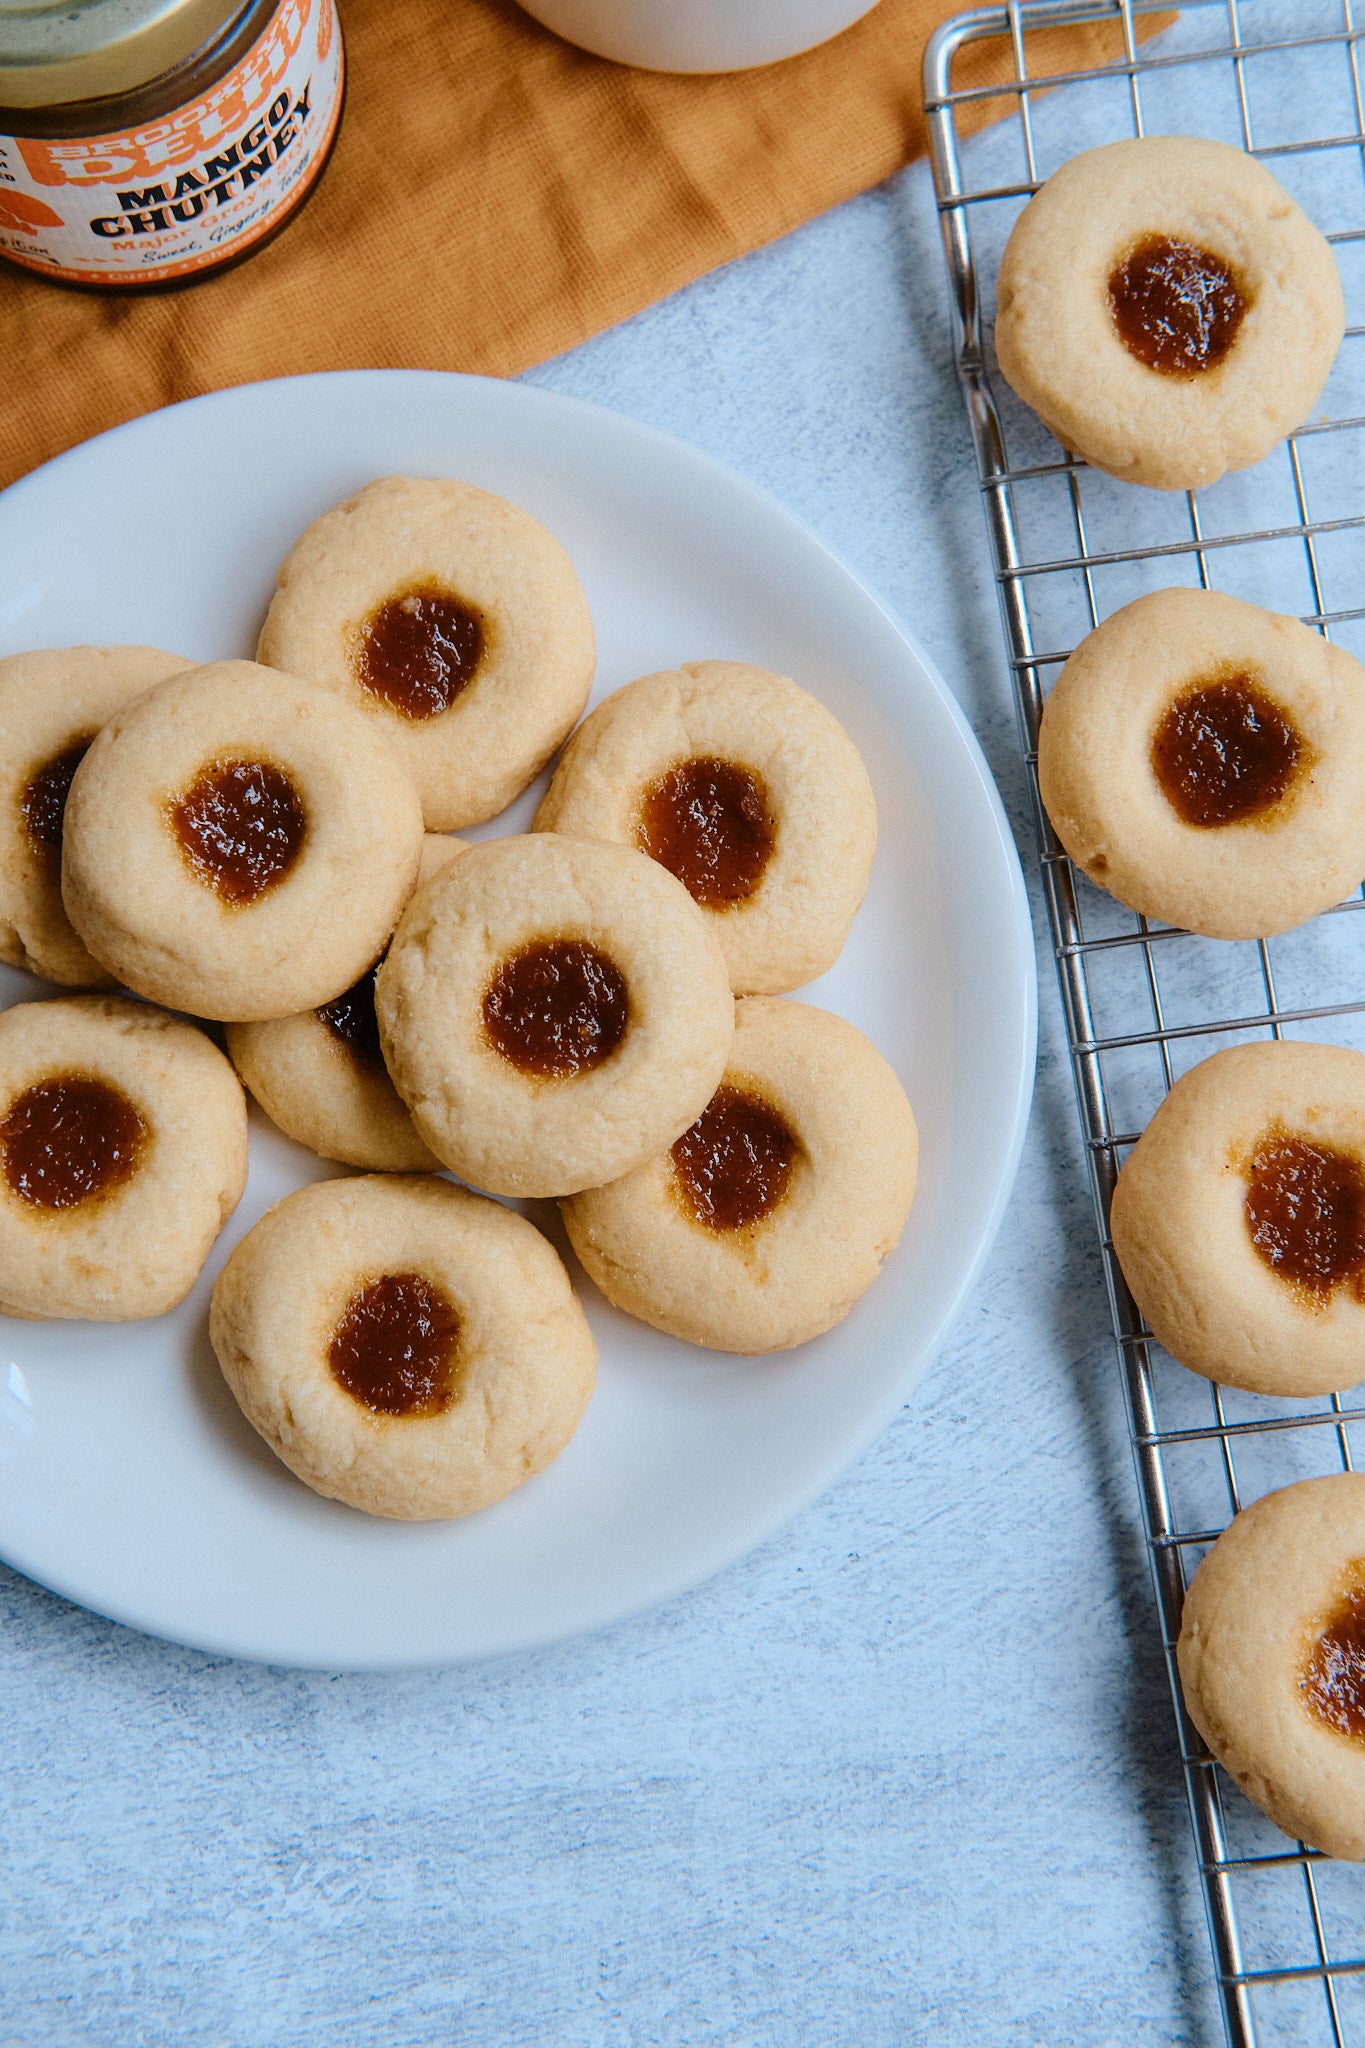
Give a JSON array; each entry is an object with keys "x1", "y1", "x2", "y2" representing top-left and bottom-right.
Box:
[
  {"x1": 1302, "y1": 1573, "x2": 1365, "y2": 1740},
  {"x1": 671, "y1": 1083, "x2": 798, "y2": 1232},
  {"x1": 21, "y1": 735, "x2": 95, "y2": 865},
  {"x1": 353, "y1": 584, "x2": 486, "y2": 720},
  {"x1": 482, "y1": 939, "x2": 629, "y2": 1078},
  {"x1": 168, "y1": 759, "x2": 307, "y2": 906},
  {"x1": 639, "y1": 756, "x2": 776, "y2": 909},
  {"x1": 1244, "y1": 1129, "x2": 1365, "y2": 1304},
  {"x1": 0, "y1": 1071, "x2": 147, "y2": 1211},
  {"x1": 1108, "y1": 233, "x2": 1248, "y2": 375},
  {"x1": 328, "y1": 1271, "x2": 463, "y2": 1418},
  {"x1": 1151, "y1": 675, "x2": 1304, "y2": 828},
  {"x1": 319, "y1": 966, "x2": 385, "y2": 1069}
]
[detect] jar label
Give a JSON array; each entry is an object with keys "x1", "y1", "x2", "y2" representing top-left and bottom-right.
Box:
[{"x1": 0, "y1": 0, "x2": 342, "y2": 285}]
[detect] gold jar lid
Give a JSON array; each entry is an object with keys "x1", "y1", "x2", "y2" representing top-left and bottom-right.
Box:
[{"x1": 0, "y1": 0, "x2": 242, "y2": 110}]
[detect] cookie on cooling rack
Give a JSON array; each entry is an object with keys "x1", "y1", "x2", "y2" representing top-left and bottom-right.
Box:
[
  {"x1": 211, "y1": 1174, "x2": 597, "y2": 1520},
  {"x1": 560, "y1": 996, "x2": 917, "y2": 1353},
  {"x1": 1111, "y1": 1040, "x2": 1365, "y2": 1399},
  {"x1": 1179, "y1": 1473, "x2": 1365, "y2": 1861},
  {"x1": 1037, "y1": 587, "x2": 1365, "y2": 939},
  {"x1": 61, "y1": 660, "x2": 425, "y2": 1022},
  {"x1": 995, "y1": 135, "x2": 1344, "y2": 490},
  {"x1": 0, "y1": 995, "x2": 247, "y2": 1322},
  {"x1": 257, "y1": 476, "x2": 596, "y2": 830},
  {"x1": 0, "y1": 644, "x2": 190, "y2": 987},
  {"x1": 375, "y1": 833, "x2": 734, "y2": 1199},
  {"x1": 535, "y1": 661, "x2": 877, "y2": 994}
]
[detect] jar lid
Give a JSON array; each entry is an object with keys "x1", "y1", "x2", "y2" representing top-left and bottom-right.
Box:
[{"x1": 0, "y1": 0, "x2": 240, "y2": 110}]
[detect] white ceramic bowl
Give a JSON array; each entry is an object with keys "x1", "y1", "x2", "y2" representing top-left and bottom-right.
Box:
[{"x1": 514, "y1": 0, "x2": 880, "y2": 73}]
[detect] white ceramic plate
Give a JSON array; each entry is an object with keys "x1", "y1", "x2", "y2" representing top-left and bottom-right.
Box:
[{"x1": 0, "y1": 371, "x2": 1034, "y2": 1669}]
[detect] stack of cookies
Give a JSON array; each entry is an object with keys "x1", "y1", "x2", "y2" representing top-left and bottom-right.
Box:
[
  {"x1": 1002, "y1": 135, "x2": 1365, "y2": 1859},
  {"x1": 0, "y1": 475, "x2": 917, "y2": 1526}
]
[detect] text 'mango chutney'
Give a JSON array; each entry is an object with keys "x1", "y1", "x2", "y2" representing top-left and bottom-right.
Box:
[
  {"x1": 1108, "y1": 233, "x2": 1248, "y2": 376},
  {"x1": 0, "y1": 0, "x2": 344, "y2": 291},
  {"x1": 1151, "y1": 675, "x2": 1305, "y2": 828},
  {"x1": 0, "y1": 1071, "x2": 147, "y2": 1210}
]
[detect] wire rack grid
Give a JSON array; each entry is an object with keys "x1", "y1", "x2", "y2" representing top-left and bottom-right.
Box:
[{"x1": 925, "y1": 2, "x2": 1365, "y2": 2043}]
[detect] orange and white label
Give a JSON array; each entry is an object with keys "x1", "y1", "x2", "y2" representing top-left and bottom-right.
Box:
[{"x1": 0, "y1": 0, "x2": 342, "y2": 284}]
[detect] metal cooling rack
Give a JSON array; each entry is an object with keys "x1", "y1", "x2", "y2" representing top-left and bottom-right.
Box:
[{"x1": 926, "y1": 2, "x2": 1365, "y2": 2042}]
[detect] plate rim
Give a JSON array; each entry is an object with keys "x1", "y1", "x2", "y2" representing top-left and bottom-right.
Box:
[{"x1": 0, "y1": 369, "x2": 1037, "y2": 1669}]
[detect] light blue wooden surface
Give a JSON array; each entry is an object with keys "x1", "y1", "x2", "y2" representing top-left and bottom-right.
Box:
[{"x1": 6, "y1": 4, "x2": 1344, "y2": 2040}]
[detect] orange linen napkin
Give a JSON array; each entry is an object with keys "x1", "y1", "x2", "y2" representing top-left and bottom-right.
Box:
[{"x1": 0, "y1": 0, "x2": 1148, "y2": 490}]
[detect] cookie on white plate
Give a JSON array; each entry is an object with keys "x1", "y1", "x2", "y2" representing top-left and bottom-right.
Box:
[
  {"x1": 561, "y1": 996, "x2": 917, "y2": 1353},
  {"x1": 211, "y1": 1174, "x2": 597, "y2": 1520},
  {"x1": 0, "y1": 644, "x2": 189, "y2": 987},
  {"x1": 536, "y1": 660, "x2": 877, "y2": 993},
  {"x1": 0, "y1": 995, "x2": 247, "y2": 1321},
  {"x1": 376, "y1": 833, "x2": 734, "y2": 1198},
  {"x1": 225, "y1": 833, "x2": 465, "y2": 1171},
  {"x1": 258, "y1": 475, "x2": 595, "y2": 829},
  {"x1": 62, "y1": 659, "x2": 424, "y2": 1022}
]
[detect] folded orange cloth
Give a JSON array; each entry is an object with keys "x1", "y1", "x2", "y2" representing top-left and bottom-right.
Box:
[{"x1": 0, "y1": 0, "x2": 1146, "y2": 490}]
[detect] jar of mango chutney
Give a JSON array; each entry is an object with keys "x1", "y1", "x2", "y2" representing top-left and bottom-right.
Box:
[{"x1": 0, "y1": 0, "x2": 344, "y2": 288}]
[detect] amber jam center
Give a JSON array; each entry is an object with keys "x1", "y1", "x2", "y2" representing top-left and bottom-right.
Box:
[
  {"x1": 0, "y1": 1072, "x2": 147, "y2": 1211},
  {"x1": 1302, "y1": 1573, "x2": 1365, "y2": 1741},
  {"x1": 354, "y1": 585, "x2": 485, "y2": 720},
  {"x1": 1108, "y1": 234, "x2": 1247, "y2": 375},
  {"x1": 482, "y1": 939, "x2": 629, "y2": 1079},
  {"x1": 328, "y1": 1272, "x2": 462, "y2": 1418},
  {"x1": 638, "y1": 757, "x2": 776, "y2": 909},
  {"x1": 319, "y1": 966, "x2": 384, "y2": 1069},
  {"x1": 1151, "y1": 675, "x2": 1303, "y2": 829},
  {"x1": 169, "y1": 759, "x2": 306, "y2": 906},
  {"x1": 1243, "y1": 1129, "x2": 1365, "y2": 1303},
  {"x1": 672, "y1": 1084, "x2": 799, "y2": 1232},
  {"x1": 21, "y1": 735, "x2": 94, "y2": 865}
]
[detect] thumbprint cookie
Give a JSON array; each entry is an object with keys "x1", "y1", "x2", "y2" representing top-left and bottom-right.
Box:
[
  {"x1": 375, "y1": 833, "x2": 734, "y2": 1199},
  {"x1": 257, "y1": 475, "x2": 596, "y2": 830},
  {"x1": 225, "y1": 834, "x2": 465, "y2": 1171},
  {"x1": 1111, "y1": 1040, "x2": 1365, "y2": 1398},
  {"x1": 0, "y1": 995, "x2": 247, "y2": 1321},
  {"x1": 210, "y1": 1174, "x2": 597, "y2": 1520},
  {"x1": 1179, "y1": 1474, "x2": 1365, "y2": 1861},
  {"x1": 1038, "y1": 588, "x2": 1365, "y2": 939},
  {"x1": 535, "y1": 661, "x2": 877, "y2": 994},
  {"x1": 0, "y1": 644, "x2": 189, "y2": 987},
  {"x1": 995, "y1": 136, "x2": 1344, "y2": 490},
  {"x1": 560, "y1": 997, "x2": 917, "y2": 1353},
  {"x1": 61, "y1": 660, "x2": 425, "y2": 1022}
]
